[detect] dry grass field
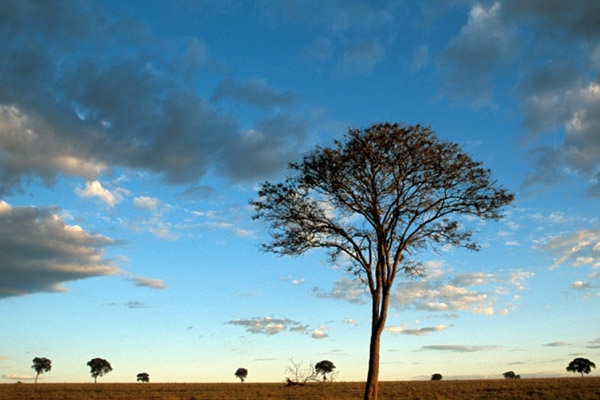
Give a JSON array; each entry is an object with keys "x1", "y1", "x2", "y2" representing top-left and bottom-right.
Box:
[{"x1": 1, "y1": 378, "x2": 599, "y2": 400}]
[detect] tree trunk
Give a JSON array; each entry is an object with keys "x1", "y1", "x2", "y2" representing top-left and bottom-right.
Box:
[
  {"x1": 94, "y1": 376, "x2": 97, "y2": 383},
  {"x1": 35, "y1": 373, "x2": 39, "y2": 384},
  {"x1": 363, "y1": 286, "x2": 390, "y2": 400},
  {"x1": 363, "y1": 324, "x2": 383, "y2": 400}
]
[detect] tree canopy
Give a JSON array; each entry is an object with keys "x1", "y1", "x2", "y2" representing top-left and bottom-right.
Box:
[
  {"x1": 87, "y1": 358, "x2": 112, "y2": 383},
  {"x1": 137, "y1": 372, "x2": 150, "y2": 383},
  {"x1": 31, "y1": 357, "x2": 52, "y2": 384},
  {"x1": 315, "y1": 360, "x2": 336, "y2": 381},
  {"x1": 252, "y1": 123, "x2": 513, "y2": 400},
  {"x1": 566, "y1": 358, "x2": 596, "y2": 377},
  {"x1": 234, "y1": 367, "x2": 248, "y2": 383},
  {"x1": 431, "y1": 373, "x2": 442, "y2": 381}
]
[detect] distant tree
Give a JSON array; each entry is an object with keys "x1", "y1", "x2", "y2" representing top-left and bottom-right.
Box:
[
  {"x1": 235, "y1": 368, "x2": 248, "y2": 383},
  {"x1": 87, "y1": 358, "x2": 112, "y2": 383},
  {"x1": 137, "y1": 372, "x2": 150, "y2": 383},
  {"x1": 31, "y1": 357, "x2": 52, "y2": 384},
  {"x1": 252, "y1": 123, "x2": 514, "y2": 400},
  {"x1": 566, "y1": 358, "x2": 596, "y2": 377},
  {"x1": 431, "y1": 373, "x2": 442, "y2": 381},
  {"x1": 503, "y1": 371, "x2": 517, "y2": 379},
  {"x1": 315, "y1": 360, "x2": 336, "y2": 381}
]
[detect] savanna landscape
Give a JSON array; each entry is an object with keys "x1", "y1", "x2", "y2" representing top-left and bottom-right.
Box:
[
  {"x1": 2, "y1": 378, "x2": 600, "y2": 400},
  {"x1": 2, "y1": 2, "x2": 600, "y2": 400}
]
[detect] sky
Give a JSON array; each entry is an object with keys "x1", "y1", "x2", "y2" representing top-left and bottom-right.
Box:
[{"x1": 1, "y1": 0, "x2": 600, "y2": 384}]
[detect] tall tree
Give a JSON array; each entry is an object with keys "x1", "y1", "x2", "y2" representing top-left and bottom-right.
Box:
[
  {"x1": 31, "y1": 357, "x2": 52, "y2": 384},
  {"x1": 566, "y1": 358, "x2": 596, "y2": 377},
  {"x1": 252, "y1": 123, "x2": 513, "y2": 400},
  {"x1": 87, "y1": 358, "x2": 112, "y2": 383}
]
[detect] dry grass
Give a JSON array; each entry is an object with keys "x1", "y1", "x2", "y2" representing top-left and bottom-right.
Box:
[{"x1": 1, "y1": 378, "x2": 599, "y2": 400}]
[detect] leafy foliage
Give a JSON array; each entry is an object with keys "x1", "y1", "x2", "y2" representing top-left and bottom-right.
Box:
[
  {"x1": 431, "y1": 373, "x2": 442, "y2": 381},
  {"x1": 234, "y1": 368, "x2": 248, "y2": 383},
  {"x1": 315, "y1": 360, "x2": 336, "y2": 381},
  {"x1": 137, "y1": 372, "x2": 150, "y2": 383},
  {"x1": 31, "y1": 357, "x2": 52, "y2": 383},
  {"x1": 87, "y1": 358, "x2": 112, "y2": 383},
  {"x1": 566, "y1": 358, "x2": 596, "y2": 377}
]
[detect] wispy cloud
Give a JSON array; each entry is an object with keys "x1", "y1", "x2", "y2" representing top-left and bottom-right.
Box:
[
  {"x1": 123, "y1": 274, "x2": 168, "y2": 289},
  {"x1": 421, "y1": 345, "x2": 499, "y2": 353},
  {"x1": 212, "y1": 77, "x2": 298, "y2": 108},
  {"x1": 386, "y1": 325, "x2": 448, "y2": 336},
  {"x1": 543, "y1": 341, "x2": 571, "y2": 347},
  {"x1": 227, "y1": 316, "x2": 328, "y2": 340},
  {"x1": 3, "y1": 374, "x2": 34, "y2": 380},
  {"x1": 391, "y1": 262, "x2": 532, "y2": 316},
  {"x1": 313, "y1": 277, "x2": 367, "y2": 304},
  {"x1": 227, "y1": 316, "x2": 307, "y2": 336},
  {"x1": 540, "y1": 229, "x2": 600, "y2": 268}
]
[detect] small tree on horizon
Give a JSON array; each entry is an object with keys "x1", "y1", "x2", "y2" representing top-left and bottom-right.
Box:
[
  {"x1": 252, "y1": 123, "x2": 514, "y2": 400},
  {"x1": 431, "y1": 373, "x2": 442, "y2": 381},
  {"x1": 137, "y1": 372, "x2": 150, "y2": 383},
  {"x1": 234, "y1": 368, "x2": 248, "y2": 383},
  {"x1": 503, "y1": 371, "x2": 516, "y2": 379},
  {"x1": 87, "y1": 358, "x2": 112, "y2": 383},
  {"x1": 31, "y1": 357, "x2": 52, "y2": 384},
  {"x1": 566, "y1": 358, "x2": 596, "y2": 377},
  {"x1": 315, "y1": 360, "x2": 336, "y2": 381}
]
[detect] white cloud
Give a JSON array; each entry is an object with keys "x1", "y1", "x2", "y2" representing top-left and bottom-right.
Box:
[
  {"x1": 385, "y1": 325, "x2": 447, "y2": 336},
  {"x1": 227, "y1": 316, "x2": 307, "y2": 336},
  {"x1": 75, "y1": 180, "x2": 127, "y2": 207},
  {"x1": 392, "y1": 263, "x2": 533, "y2": 315},
  {"x1": 342, "y1": 319, "x2": 357, "y2": 325},
  {"x1": 570, "y1": 281, "x2": 594, "y2": 291},
  {"x1": 311, "y1": 328, "x2": 329, "y2": 339},
  {"x1": 123, "y1": 273, "x2": 168, "y2": 289},
  {"x1": 540, "y1": 229, "x2": 600, "y2": 267},
  {"x1": 3, "y1": 374, "x2": 34, "y2": 380},
  {"x1": 134, "y1": 196, "x2": 159, "y2": 211}
]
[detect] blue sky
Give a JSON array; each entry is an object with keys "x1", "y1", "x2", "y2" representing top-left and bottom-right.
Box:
[{"x1": 1, "y1": 0, "x2": 600, "y2": 383}]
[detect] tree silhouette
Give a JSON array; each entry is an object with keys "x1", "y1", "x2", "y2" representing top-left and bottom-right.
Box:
[
  {"x1": 87, "y1": 358, "x2": 112, "y2": 383},
  {"x1": 252, "y1": 123, "x2": 513, "y2": 400},
  {"x1": 31, "y1": 357, "x2": 52, "y2": 383},
  {"x1": 234, "y1": 368, "x2": 248, "y2": 383},
  {"x1": 566, "y1": 358, "x2": 596, "y2": 377},
  {"x1": 137, "y1": 372, "x2": 150, "y2": 383},
  {"x1": 314, "y1": 360, "x2": 336, "y2": 381},
  {"x1": 503, "y1": 371, "x2": 516, "y2": 379},
  {"x1": 431, "y1": 373, "x2": 442, "y2": 381}
]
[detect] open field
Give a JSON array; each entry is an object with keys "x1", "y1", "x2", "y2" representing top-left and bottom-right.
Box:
[{"x1": 1, "y1": 378, "x2": 599, "y2": 400}]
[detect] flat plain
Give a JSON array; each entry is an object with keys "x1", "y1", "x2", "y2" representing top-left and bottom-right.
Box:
[{"x1": 1, "y1": 378, "x2": 599, "y2": 400}]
